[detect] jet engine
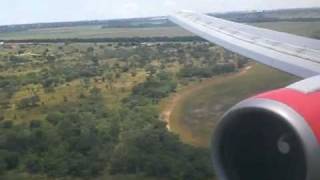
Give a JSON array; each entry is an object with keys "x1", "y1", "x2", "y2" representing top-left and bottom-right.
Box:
[{"x1": 212, "y1": 78, "x2": 320, "y2": 180}]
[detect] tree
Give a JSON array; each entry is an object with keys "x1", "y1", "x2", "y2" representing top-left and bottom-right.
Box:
[
  {"x1": 109, "y1": 122, "x2": 214, "y2": 179},
  {"x1": 132, "y1": 72, "x2": 177, "y2": 101},
  {"x1": 46, "y1": 55, "x2": 56, "y2": 63},
  {"x1": 17, "y1": 95, "x2": 40, "y2": 109},
  {"x1": 105, "y1": 72, "x2": 114, "y2": 89},
  {"x1": 81, "y1": 77, "x2": 90, "y2": 89},
  {"x1": 0, "y1": 150, "x2": 19, "y2": 171},
  {"x1": 145, "y1": 65, "x2": 157, "y2": 76},
  {"x1": 25, "y1": 154, "x2": 42, "y2": 174},
  {"x1": 91, "y1": 55, "x2": 99, "y2": 66},
  {"x1": 46, "y1": 112, "x2": 64, "y2": 125},
  {"x1": 30, "y1": 120, "x2": 41, "y2": 129}
]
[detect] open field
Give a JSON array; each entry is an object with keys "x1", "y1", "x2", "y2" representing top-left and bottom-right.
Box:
[
  {"x1": 165, "y1": 64, "x2": 299, "y2": 147},
  {"x1": 0, "y1": 26, "x2": 193, "y2": 40},
  {"x1": 252, "y1": 21, "x2": 320, "y2": 37}
]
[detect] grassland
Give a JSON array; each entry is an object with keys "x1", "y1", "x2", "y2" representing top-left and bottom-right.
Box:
[
  {"x1": 252, "y1": 21, "x2": 320, "y2": 37},
  {"x1": 0, "y1": 26, "x2": 192, "y2": 40},
  {"x1": 165, "y1": 64, "x2": 299, "y2": 147}
]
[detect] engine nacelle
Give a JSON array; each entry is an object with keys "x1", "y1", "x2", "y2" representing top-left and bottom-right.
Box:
[{"x1": 212, "y1": 78, "x2": 320, "y2": 180}]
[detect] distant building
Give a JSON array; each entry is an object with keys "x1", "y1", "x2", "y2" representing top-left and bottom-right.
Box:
[{"x1": 0, "y1": 42, "x2": 4, "y2": 46}]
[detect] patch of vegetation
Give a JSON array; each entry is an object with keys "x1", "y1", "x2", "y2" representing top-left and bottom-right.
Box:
[
  {"x1": 169, "y1": 64, "x2": 299, "y2": 147},
  {"x1": 132, "y1": 72, "x2": 177, "y2": 101},
  {"x1": 178, "y1": 64, "x2": 236, "y2": 78},
  {"x1": 0, "y1": 41, "x2": 243, "y2": 179}
]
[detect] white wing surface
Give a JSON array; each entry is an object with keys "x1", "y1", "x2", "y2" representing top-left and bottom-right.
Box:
[{"x1": 169, "y1": 11, "x2": 320, "y2": 78}]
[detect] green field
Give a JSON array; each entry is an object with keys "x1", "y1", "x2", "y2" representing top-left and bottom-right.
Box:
[
  {"x1": 252, "y1": 21, "x2": 320, "y2": 37},
  {"x1": 167, "y1": 64, "x2": 299, "y2": 147},
  {"x1": 0, "y1": 26, "x2": 193, "y2": 40}
]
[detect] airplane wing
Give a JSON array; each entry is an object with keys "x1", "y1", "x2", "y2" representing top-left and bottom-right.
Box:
[{"x1": 169, "y1": 11, "x2": 320, "y2": 78}]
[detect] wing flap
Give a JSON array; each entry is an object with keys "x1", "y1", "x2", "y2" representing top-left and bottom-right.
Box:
[{"x1": 169, "y1": 11, "x2": 320, "y2": 78}]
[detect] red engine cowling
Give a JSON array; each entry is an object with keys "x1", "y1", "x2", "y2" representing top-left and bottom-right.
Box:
[{"x1": 212, "y1": 86, "x2": 320, "y2": 180}]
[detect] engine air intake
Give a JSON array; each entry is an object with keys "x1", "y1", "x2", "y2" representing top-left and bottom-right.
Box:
[{"x1": 212, "y1": 91, "x2": 320, "y2": 180}]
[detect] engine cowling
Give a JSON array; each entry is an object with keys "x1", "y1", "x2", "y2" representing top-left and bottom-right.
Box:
[{"x1": 212, "y1": 78, "x2": 320, "y2": 180}]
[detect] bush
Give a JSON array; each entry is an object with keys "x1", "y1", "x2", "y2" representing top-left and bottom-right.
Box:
[
  {"x1": 179, "y1": 63, "x2": 236, "y2": 78},
  {"x1": 46, "y1": 112, "x2": 64, "y2": 125},
  {"x1": 17, "y1": 95, "x2": 40, "y2": 109},
  {"x1": 0, "y1": 150, "x2": 19, "y2": 170},
  {"x1": 25, "y1": 155, "x2": 42, "y2": 174},
  {"x1": 132, "y1": 72, "x2": 177, "y2": 101},
  {"x1": 109, "y1": 122, "x2": 214, "y2": 179}
]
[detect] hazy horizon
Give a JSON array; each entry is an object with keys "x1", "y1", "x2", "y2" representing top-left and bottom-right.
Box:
[{"x1": 1, "y1": 0, "x2": 320, "y2": 26}]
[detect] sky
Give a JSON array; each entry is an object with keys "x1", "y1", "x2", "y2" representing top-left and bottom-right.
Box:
[{"x1": 0, "y1": 0, "x2": 319, "y2": 26}]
